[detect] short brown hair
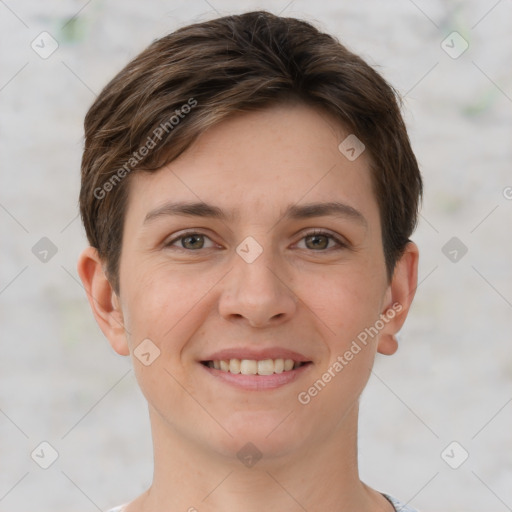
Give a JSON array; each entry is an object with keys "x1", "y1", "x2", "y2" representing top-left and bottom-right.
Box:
[{"x1": 80, "y1": 10, "x2": 422, "y2": 294}]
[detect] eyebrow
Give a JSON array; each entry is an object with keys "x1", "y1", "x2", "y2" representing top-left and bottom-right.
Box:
[{"x1": 143, "y1": 200, "x2": 367, "y2": 227}]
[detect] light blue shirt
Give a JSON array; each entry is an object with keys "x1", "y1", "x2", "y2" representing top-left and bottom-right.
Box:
[
  {"x1": 382, "y1": 493, "x2": 420, "y2": 511},
  {"x1": 105, "y1": 493, "x2": 420, "y2": 511}
]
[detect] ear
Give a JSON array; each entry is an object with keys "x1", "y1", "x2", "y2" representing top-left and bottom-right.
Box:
[
  {"x1": 377, "y1": 242, "x2": 419, "y2": 356},
  {"x1": 77, "y1": 246, "x2": 130, "y2": 356}
]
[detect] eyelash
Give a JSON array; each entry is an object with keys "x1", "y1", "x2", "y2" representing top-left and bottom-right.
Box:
[{"x1": 164, "y1": 229, "x2": 348, "y2": 252}]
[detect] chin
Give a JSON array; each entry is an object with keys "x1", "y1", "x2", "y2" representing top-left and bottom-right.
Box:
[{"x1": 210, "y1": 411, "x2": 306, "y2": 461}]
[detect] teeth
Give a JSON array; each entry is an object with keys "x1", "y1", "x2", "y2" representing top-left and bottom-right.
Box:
[
  {"x1": 274, "y1": 358, "x2": 284, "y2": 373},
  {"x1": 229, "y1": 359, "x2": 240, "y2": 374},
  {"x1": 206, "y1": 358, "x2": 305, "y2": 375},
  {"x1": 257, "y1": 359, "x2": 274, "y2": 375},
  {"x1": 240, "y1": 359, "x2": 257, "y2": 375}
]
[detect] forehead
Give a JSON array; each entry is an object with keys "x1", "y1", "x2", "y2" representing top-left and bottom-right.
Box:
[{"x1": 124, "y1": 102, "x2": 379, "y2": 228}]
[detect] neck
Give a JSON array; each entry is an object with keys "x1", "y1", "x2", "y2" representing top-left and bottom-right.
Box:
[{"x1": 129, "y1": 401, "x2": 391, "y2": 512}]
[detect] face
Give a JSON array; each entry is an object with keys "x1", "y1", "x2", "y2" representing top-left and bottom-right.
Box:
[{"x1": 98, "y1": 102, "x2": 413, "y2": 462}]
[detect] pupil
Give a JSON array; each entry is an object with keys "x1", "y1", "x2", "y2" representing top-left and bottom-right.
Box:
[
  {"x1": 184, "y1": 235, "x2": 203, "y2": 249},
  {"x1": 308, "y1": 235, "x2": 327, "y2": 250}
]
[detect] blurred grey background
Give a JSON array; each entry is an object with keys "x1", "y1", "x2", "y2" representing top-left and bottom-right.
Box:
[{"x1": 1, "y1": 1, "x2": 511, "y2": 511}]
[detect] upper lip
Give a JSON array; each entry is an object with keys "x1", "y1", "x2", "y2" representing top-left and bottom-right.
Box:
[{"x1": 201, "y1": 348, "x2": 311, "y2": 363}]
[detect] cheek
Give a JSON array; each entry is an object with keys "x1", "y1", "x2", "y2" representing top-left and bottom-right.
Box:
[
  {"x1": 296, "y1": 266, "x2": 384, "y2": 403},
  {"x1": 121, "y1": 261, "x2": 218, "y2": 352},
  {"x1": 296, "y1": 266, "x2": 384, "y2": 341},
  {"x1": 120, "y1": 266, "x2": 209, "y2": 410},
  {"x1": 297, "y1": 276, "x2": 381, "y2": 416}
]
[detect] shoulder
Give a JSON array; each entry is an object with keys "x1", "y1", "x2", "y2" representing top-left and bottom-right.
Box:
[{"x1": 382, "y1": 493, "x2": 421, "y2": 512}]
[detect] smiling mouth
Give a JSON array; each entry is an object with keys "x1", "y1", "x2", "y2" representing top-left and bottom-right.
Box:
[{"x1": 201, "y1": 358, "x2": 311, "y2": 376}]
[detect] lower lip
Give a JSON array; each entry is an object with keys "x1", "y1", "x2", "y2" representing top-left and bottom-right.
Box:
[{"x1": 199, "y1": 362, "x2": 312, "y2": 391}]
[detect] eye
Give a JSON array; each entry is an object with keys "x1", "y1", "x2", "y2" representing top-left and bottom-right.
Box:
[
  {"x1": 296, "y1": 230, "x2": 346, "y2": 251},
  {"x1": 164, "y1": 229, "x2": 347, "y2": 252},
  {"x1": 165, "y1": 231, "x2": 216, "y2": 251}
]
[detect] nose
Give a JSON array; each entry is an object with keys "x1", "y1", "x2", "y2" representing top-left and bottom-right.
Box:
[{"x1": 218, "y1": 246, "x2": 297, "y2": 328}]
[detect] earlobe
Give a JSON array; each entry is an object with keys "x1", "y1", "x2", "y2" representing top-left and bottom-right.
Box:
[
  {"x1": 77, "y1": 247, "x2": 130, "y2": 356},
  {"x1": 377, "y1": 334, "x2": 398, "y2": 355},
  {"x1": 377, "y1": 242, "x2": 419, "y2": 356}
]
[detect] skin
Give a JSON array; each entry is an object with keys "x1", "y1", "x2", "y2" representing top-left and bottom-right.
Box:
[{"x1": 78, "y1": 102, "x2": 418, "y2": 512}]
